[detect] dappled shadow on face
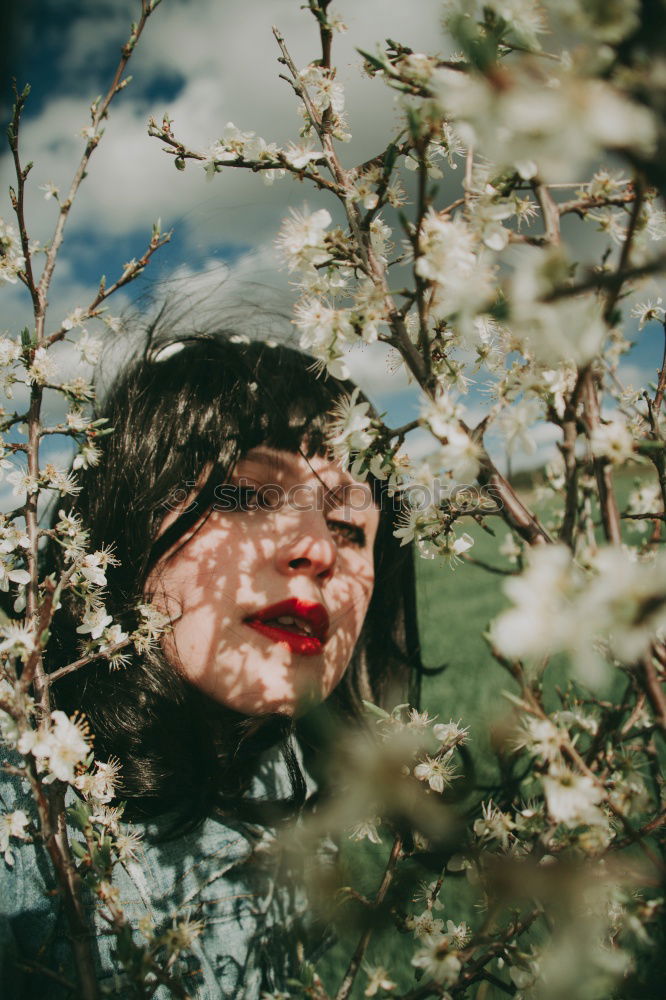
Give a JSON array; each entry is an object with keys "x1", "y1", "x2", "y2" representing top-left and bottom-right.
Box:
[{"x1": 146, "y1": 456, "x2": 378, "y2": 717}]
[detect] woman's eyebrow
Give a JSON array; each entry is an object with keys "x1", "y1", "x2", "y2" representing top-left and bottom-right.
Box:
[
  {"x1": 237, "y1": 449, "x2": 297, "y2": 473},
  {"x1": 239, "y1": 449, "x2": 372, "y2": 496}
]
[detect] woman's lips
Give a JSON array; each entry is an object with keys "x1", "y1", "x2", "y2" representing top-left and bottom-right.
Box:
[
  {"x1": 245, "y1": 620, "x2": 324, "y2": 656},
  {"x1": 244, "y1": 598, "x2": 329, "y2": 657}
]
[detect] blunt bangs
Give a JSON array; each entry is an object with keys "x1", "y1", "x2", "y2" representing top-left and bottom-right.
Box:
[
  {"x1": 131, "y1": 334, "x2": 371, "y2": 569},
  {"x1": 81, "y1": 332, "x2": 368, "y2": 585}
]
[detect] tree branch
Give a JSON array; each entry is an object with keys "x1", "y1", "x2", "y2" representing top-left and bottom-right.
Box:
[{"x1": 334, "y1": 834, "x2": 404, "y2": 1000}]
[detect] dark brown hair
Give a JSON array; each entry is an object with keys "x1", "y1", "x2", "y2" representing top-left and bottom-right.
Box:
[{"x1": 48, "y1": 330, "x2": 422, "y2": 833}]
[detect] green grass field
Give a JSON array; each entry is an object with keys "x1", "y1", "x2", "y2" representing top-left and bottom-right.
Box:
[
  {"x1": 316, "y1": 510, "x2": 516, "y2": 997},
  {"x1": 316, "y1": 468, "x2": 657, "y2": 997}
]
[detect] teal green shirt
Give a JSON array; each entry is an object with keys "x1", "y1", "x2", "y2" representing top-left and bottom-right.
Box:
[{"x1": 0, "y1": 746, "x2": 319, "y2": 998}]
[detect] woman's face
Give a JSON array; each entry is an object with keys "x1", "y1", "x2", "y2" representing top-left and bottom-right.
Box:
[{"x1": 149, "y1": 446, "x2": 380, "y2": 715}]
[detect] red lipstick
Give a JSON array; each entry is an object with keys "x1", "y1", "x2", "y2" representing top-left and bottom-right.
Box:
[{"x1": 244, "y1": 598, "x2": 329, "y2": 656}]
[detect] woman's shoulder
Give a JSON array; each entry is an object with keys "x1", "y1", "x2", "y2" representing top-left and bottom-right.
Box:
[
  {"x1": 0, "y1": 742, "x2": 316, "y2": 998},
  {"x1": 0, "y1": 755, "x2": 56, "y2": 916}
]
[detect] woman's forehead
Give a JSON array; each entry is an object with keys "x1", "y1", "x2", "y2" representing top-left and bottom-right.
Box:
[{"x1": 238, "y1": 446, "x2": 370, "y2": 493}]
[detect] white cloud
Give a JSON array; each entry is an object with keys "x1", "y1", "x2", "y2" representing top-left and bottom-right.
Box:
[{"x1": 1, "y1": 0, "x2": 444, "y2": 251}]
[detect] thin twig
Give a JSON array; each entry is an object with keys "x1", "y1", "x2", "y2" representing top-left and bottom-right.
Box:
[
  {"x1": 45, "y1": 638, "x2": 134, "y2": 687},
  {"x1": 621, "y1": 512, "x2": 666, "y2": 522},
  {"x1": 34, "y1": 3, "x2": 162, "y2": 338},
  {"x1": 533, "y1": 179, "x2": 561, "y2": 245},
  {"x1": 543, "y1": 251, "x2": 666, "y2": 303},
  {"x1": 604, "y1": 175, "x2": 645, "y2": 323},
  {"x1": 652, "y1": 320, "x2": 666, "y2": 418},
  {"x1": 461, "y1": 554, "x2": 515, "y2": 575},
  {"x1": 7, "y1": 84, "x2": 39, "y2": 310},
  {"x1": 335, "y1": 834, "x2": 404, "y2": 1000},
  {"x1": 581, "y1": 372, "x2": 622, "y2": 544},
  {"x1": 46, "y1": 227, "x2": 171, "y2": 347},
  {"x1": 639, "y1": 653, "x2": 666, "y2": 733}
]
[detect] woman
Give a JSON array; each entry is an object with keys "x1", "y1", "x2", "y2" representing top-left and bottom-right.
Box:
[{"x1": 0, "y1": 329, "x2": 421, "y2": 998}]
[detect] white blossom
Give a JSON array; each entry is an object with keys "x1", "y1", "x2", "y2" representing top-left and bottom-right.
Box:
[
  {"x1": 509, "y1": 250, "x2": 607, "y2": 365},
  {"x1": 283, "y1": 142, "x2": 324, "y2": 170},
  {"x1": 363, "y1": 966, "x2": 396, "y2": 997},
  {"x1": 0, "y1": 560, "x2": 30, "y2": 592},
  {"x1": 406, "y1": 910, "x2": 445, "y2": 941},
  {"x1": 435, "y1": 63, "x2": 655, "y2": 182},
  {"x1": 432, "y1": 531, "x2": 474, "y2": 567},
  {"x1": 62, "y1": 306, "x2": 88, "y2": 331},
  {"x1": 0, "y1": 810, "x2": 30, "y2": 866},
  {"x1": 348, "y1": 818, "x2": 382, "y2": 845},
  {"x1": 115, "y1": 826, "x2": 144, "y2": 862},
  {"x1": 0, "y1": 622, "x2": 36, "y2": 657},
  {"x1": 498, "y1": 398, "x2": 541, "y2": 456},
  {"x1": 293, "y1": 298, "x2": 353, "y2": 357},
  {"x1": 0, "y1": 679, "x2": 24, "y2": 745},
  {"x1": 473, "y1": 800, "x2": 514, "y2": 847},
  {"x1": 352, "y1": 280, "x2": 389, "y2": 342},
  {"x1": 43, "y1": 464, "x2": 81, "y2": 496},
  {"x1": 66, "y1": 409, "x2": 89, "y2": 433},
  {"x1": 79, "y1": 551, "x2": 110, "y2": 588},
  {"x1": 413, "y1": 751, "x2": 458, "y2": 793},
  {"x1": 327, "y1": 389, "x2": 376, "y2": 469},
  {"x1": 438, "y1": 427, "x2": 481, "y2": 483},
  {"x1": 0, "y1": 219, "x2": 26, "y2": 284},
  {"x1": 433, "y1": 720, "x2": 469, "y2": 749},
  {"x1": 0, "y1": 518, "x2": 30, "y2": 555},
  {"x1": 135, "y1": 603, "x2": 170, "y2": 647},
  {"x1": 75, "y1": 757, "x2": 121, "y2": 803},
  {"x1": 299, "y1": 64, "x2": 345, "y2": 116},
  {"x1": 55, "y1": 509, "x2": 89, "y2": 558},
  {"x1": 484, "y1": 0, "x2": 547, "y2": 49},
  {"x1": 445, "y1": 920, "x2": 471, "y2": 949},
  {"x1": 467, "y1": 188, "x2": 514, "y2": 251},
  {"x1": 513, "y1": 716, "x2": 563, "y2": 762},
  {"x1": 72, "y1": 442, "x2": 101, "y2": 471},
  {"x1": 631, "y1": 297, "x2": 665, "y2": 330},
  {"x1": 411, "y1": 936, "x2": 462, "y2": 986},
  {"x1": 393, "y1": 505, "x2": 427, "y2": 546},
  {"x1": 26, "y1": 347, "x2": 59, "y2": 385},
  {"x1": 582, "y1": 547, "x2": 666, "y2": 664},
  {"x1": 589, "y1": 418, "x2": 635, "y2": 464},
  {"x1": 0, "y1": 337, "x2": 21, "y2": 367},
  {"x1": 491, "y1": 544, "x2": 579, "y2": 662},
  {"x1": 542, "y1": 764, "x2": 606, "y2": 828},
  {"x1": 6, "y1": 468, "x2": 39, "y2": 498},
  {"x1": 76, "y1": 606, "x2": 113, "y2": 640},
  {"x1": 20, "y1": 711, "x2": 91, "y2": 784},
  {"x1": 626, "y1": 483, "x2": 662, "y2": 532},
  {"x1": 38, "y1": 181, "x2": 59, "y2": 200},
  {"x1": 77, "y1": 331, "x2": 102, "y2": 365},
  {"x1": 276, "y1": 207, "x2": 332, "y2": 272},
  {"x1": 414, "y1": 212, "x2": 481, "y2": 316}
]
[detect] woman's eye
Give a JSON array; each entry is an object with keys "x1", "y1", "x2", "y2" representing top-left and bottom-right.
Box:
[
  {"x1": 327, "y1": 519, "x2": 367, "y2": 547},
  {"x1": 230, "y1": 485, "x2": 283, "y2": 511},
  {"x1": 238, "y1": 487, "x2": 259, "y2": 510}
]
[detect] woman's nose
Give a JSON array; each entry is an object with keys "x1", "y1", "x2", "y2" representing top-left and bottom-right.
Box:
[{"x1": 274, "y1": 522, "x2": 337, "y2": 581}]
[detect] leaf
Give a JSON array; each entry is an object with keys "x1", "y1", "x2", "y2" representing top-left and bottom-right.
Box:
[
  {"x1": 500, "y1": 690, "x2": 531, "y2": 711},
  {"x1": 66, "y1": 802, "x2": 92, "y2": 832},
  {"x1": 361, "y1": 699, "x2": 391, "y2": 720},
  {"x1": 70, "y1": 839, "x2": 89, "y2": 861},
  {"x1": 383, "y1": 142, "x2": 399, "y2": 174},
  {"x1": 356, "y1": 48, "x2": 386, "y2": 72}
]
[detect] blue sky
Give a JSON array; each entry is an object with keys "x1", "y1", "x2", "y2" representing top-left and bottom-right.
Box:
[
  {"x1": 1, "y1": 1, "x2": 452, "y2": 428},
  {"x1": 1, "y1": 0, "x2": 664, "y2": 484}
]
